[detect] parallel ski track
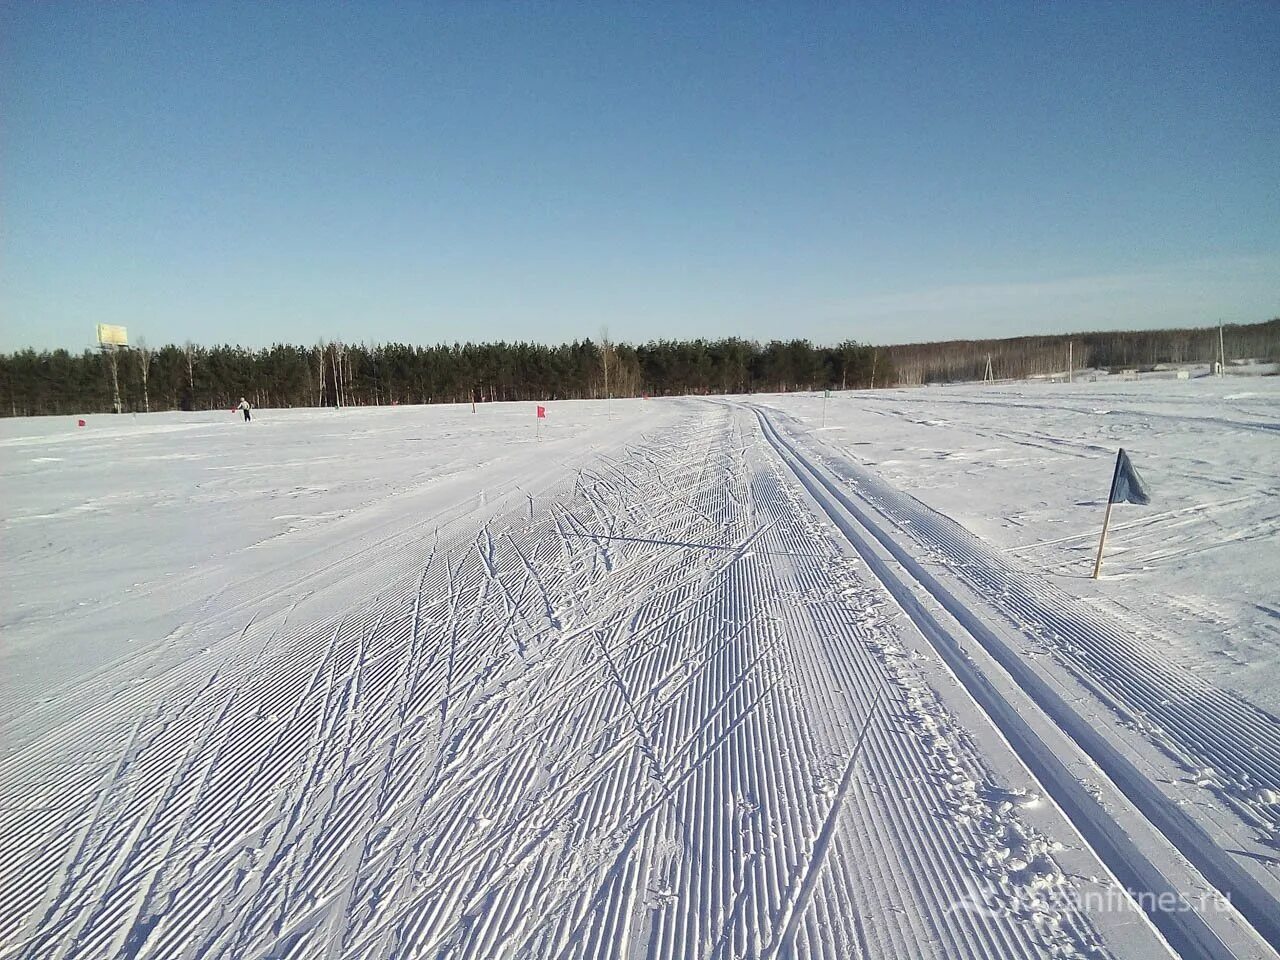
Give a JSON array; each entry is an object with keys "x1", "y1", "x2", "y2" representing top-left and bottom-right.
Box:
[
  {"x1": 753, "y1": 404, "x2": 1280, "y2": 958},
  {"x1": 741, "y1": 438, "x2": 1111, "y2": 960},
  {"x1": 3, "y1": 405, "x2": 1129, "y2": 959},
  {"x1": 764, "y1": 406, "x2": 1280, "y2": 825}
]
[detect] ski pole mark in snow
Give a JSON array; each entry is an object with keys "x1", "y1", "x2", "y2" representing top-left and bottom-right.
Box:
[{"x1": 765, "y1": 686, "x2": 885, "y2": 960}]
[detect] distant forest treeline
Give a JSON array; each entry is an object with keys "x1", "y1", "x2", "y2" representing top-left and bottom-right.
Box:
[
  {"x1": 1, "y1": 318, "x2": 1276, "y2": 416},
  {"x1": 890, "y1": 318, "x2": 1280, "y2": 386}
]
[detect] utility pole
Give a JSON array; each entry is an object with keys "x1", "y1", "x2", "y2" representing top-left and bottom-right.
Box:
[
  {"x1": 983, "y1": 354, "x2": 994, "y2": 383},
  {"x1": 1068, "y1": 341, "x2": 1073, "y2": 384},
  {"x1": 106, "y1": 345, "x2": 122, "y2": 413},
  {"x1": 1218, "y1": 321, "x2": 1226, "y2": 376}
]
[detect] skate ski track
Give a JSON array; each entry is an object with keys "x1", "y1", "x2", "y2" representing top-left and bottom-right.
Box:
[{"x1": 1, "y1": 401, "x2": 1275, "y2": 959}]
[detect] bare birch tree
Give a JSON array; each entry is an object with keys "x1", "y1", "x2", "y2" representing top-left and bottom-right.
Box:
[
  {"x1": 313, "y1": 343, "x2": 327, "y2": 406},
  {"x1": 136, "y1": 339, "x2": 153, "y2": 413},
  {"x1": 182, "y1": 341, "x2": 197, "y2": 408},
  {"x1": 600, "y1": 326, "x2": 612, "y2": 407},
  {"x1": 330, "y1": 341, "x2": 346, "y2": 408}
]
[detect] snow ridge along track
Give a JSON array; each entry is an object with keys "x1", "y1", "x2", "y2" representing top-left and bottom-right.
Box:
[{"x1": 750, "y1": 403, "x2": 1280, "y2": 960}]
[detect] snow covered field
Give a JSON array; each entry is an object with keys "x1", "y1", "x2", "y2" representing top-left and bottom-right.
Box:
[
  {"x1": 1, "y1": 386, "x2": 1278, "y2": 959},
  {"x1": 762, "y1": 377, "x2": 1280, "y2": 711}
]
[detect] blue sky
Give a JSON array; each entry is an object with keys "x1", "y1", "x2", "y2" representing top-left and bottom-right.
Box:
[{"x1": 3, "y1": 1, "x2": 1277, "y2": 351}]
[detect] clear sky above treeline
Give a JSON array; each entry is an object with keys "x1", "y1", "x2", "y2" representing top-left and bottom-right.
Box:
[{"x1": 2, "y1": 1, "x2": 1277, "y2": 352}]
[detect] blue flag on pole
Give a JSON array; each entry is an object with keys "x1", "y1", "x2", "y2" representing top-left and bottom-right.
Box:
[{"x1": 1109, "y1": 448, "x2": 1150, "y2": 505}]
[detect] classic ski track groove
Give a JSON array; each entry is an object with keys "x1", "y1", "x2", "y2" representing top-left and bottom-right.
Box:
[
  {"x1": 751, "y1": 403, "x2": 1280, "y2": 959},
  {"x1": 761, "y1": 402, "x2": 1280, "y2": 867}
]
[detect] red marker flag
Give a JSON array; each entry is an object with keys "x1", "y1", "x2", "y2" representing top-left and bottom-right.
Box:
[{"x1": 536, "y1": 405, "x2": 546, "y2": 419}]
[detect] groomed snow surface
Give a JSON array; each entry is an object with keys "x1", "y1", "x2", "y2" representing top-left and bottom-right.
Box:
[{"x1": 1, "y1": 380, "x2": 1278, "y2": 960}]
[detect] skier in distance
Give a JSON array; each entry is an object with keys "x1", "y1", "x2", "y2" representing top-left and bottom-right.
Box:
[{"x1": 238, "y1": 397, "x2": 252, "y2": 422}]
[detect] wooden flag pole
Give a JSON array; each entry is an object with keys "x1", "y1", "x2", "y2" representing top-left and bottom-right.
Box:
[
  {"x1": 1092, "y1": 450, "x2": 1123, "y2": 579},
  {"x1": 1091, "y1": 499, "x2": 1114, "y2": 579}
]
